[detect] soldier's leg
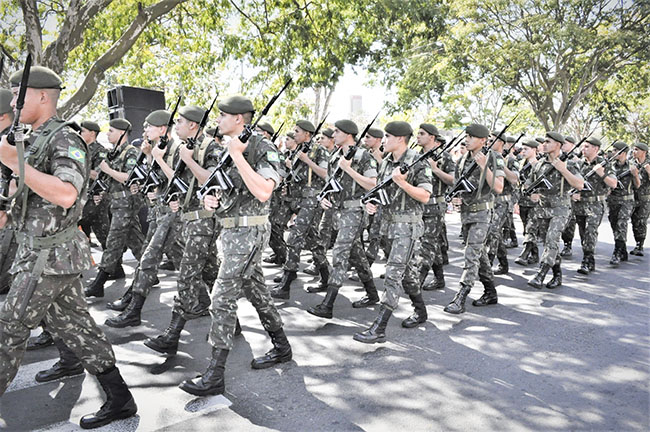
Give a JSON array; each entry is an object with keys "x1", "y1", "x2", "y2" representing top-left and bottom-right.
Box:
[
  {"x1": 616, "y1": 201, "x2": 634, "y2": 256},
  {"x1": 99, "y1": 207, "x2": 136, "y2": 274},
  {"x1": 132, "y1": 212, "x2": 175, "y2": 298},
  {"x1": 583, "y1": 203, "x2": 605, "y2": 270},
  {"x1": 631, "y1": 201, "x2": 650, "y2": 253},
  {"x1": 0, "y1": 229, "x2": 17, "y2": 294},
  {"x1": 561, "y1": 208, "x2": 576, "y2": 256},
  {"x1": 283, "y1": 203, "x2": 318, "y2": 272}
]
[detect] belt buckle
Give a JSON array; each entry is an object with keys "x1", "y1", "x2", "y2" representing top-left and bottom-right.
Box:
[{"x1": 241, "y1": 215, "x2": 248, "y2": 226}]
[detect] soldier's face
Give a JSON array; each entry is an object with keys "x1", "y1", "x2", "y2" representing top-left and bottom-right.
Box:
[
  {"x1": 383, "y1": 133, "x2": 403, "y2": 153},
  {"x1": 582, "y1": 143, "x2": 598, "y2": 159},
  {"x1": 145, "y1": 123, "x2": 164, "y2": 141},
  {"x1": 80, "y1": 127, "x2": 96, "y2": 145},
  {"x1": 466, "y1": 135, "x2": 485, "y2": 152},
  {"x1": 332, "y1": 128, "x2": 348, "y2": 146},
  {"x1": 417, "y1": 130, "x2": 434, "y2": 148},
  {"x1": 633, "y1": 147, "x2": 646, "y2": 161},
  {"x1": 522, "y1": 146, "x2": 535, "y2": 159},
  {"x1": 561, "y1": 142, "x2": 574, "y2": 153},
  {"x1": 542, "y1": 139, "x2": 560, "y2": 154},
  {"x1": 216, "y1": 111, "x2": 242, "y2": 136},
  {"x1": 285, "y1": 137, "x2": 297, "y2": 150},
  {"x1": 293, "y1": 126, "x2": 310, "y2": 144},
  {"x1": 175, "y1": 116, "x2": 193, "y2": 140},
  {"x1": 11, "y1": 87, "x2": 43, "y2": 125}
]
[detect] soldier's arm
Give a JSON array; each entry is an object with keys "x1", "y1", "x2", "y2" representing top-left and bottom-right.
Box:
[
  {"x1": 554, "y1": 159, "x2": 584, "y2": 190},
  {"x1": 339, "y1": 156, "x2": 377, "y2": 191},
  {"x1": 151, "y1": 145, "x2": 175, "y2": 180},
  {"x1": 100, "y1": 161, "x2": 129, "y2": 183},
  {"x1": 430, "y1": 158, "x2": 454, "y2": 185},
  {"x1": 392, "y1": 162, "x2": 432, "y2": 204},
  {"x1": 229, "y1": 138, "x2": 275, "y2": 202},
  {"x1": 179, "y1": 145, "x2": 211, "y2": 184},
  {"x1": 503, "y1": 160, "x2": 519, "y2": 186},
  {"x1": 297, "y1": 151, "x2": 327, "y2": 179}
]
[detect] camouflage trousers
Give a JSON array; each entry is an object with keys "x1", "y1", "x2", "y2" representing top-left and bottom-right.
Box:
[
  {"x1": 520, "y1": 204, "x2": 537, "y2": 240},
  {"x1": 284, "y1": 196, "x2": 327, "y2": 272},
  {"x1": 574, "y1": 201, "x2": 605, "y2": 255},
  {"x1": 561, "y1": 203, "x2": 577, "y2": 245},
  {"x1": 0, "y1": 228, "x2": 18, "y2": 291},
  {"x1": 0, "y1": 270, "x2": 115, "y2": 395},
  {"x1": 365, "y1": 207, "x2": 391, "y2": 262},
  {"x1": 382, "y1": 220, "x2": 423, "y2": 310},
  {"x1": 209, "y1": 224, "x2": 283, "y2": 350},
  {"x1": 318, "y1": 207, "x2": 337, "y2": 253},
  {"x1": 631, "y1": 199, "x2": 650, "y2": 245},
  {"x1": 132, "y1": 209, "x2": 183, "y2": 298},
  {"x1": 173, "y1": 216, "x2": 220, "y2": 320},
  {"x1": 607, "y1": 198, "x2": 634, "y2": 243},
  {"x1": 268, "y1": 196, "x2": 292, "y2": 262},
  {"x1": 419, "y1": 202, "x2": 446, "y2": 270},
  {"x1": 459, "y1": 209, "x2": 493, "y2": 289},
  {"x1": 99, "y1": 199, "x2": 145, "y2": 274},
  {"x1": 536, "y1": 203, "x2": 571, "y2": 266},
  {"x1": 329, "y1": 209, "x2": 373, "y2": 288},
  {"x1": 79, "y1": 199, "x2": 110, "y2": 249}
]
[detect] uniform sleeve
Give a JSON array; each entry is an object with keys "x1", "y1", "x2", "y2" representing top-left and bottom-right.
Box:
[
  {"x1": 123, "y1": 148, "x2": 139, "y2": 171},
  {"x1": 567, "y1": 160, "x2": 583, "y2": 179},
  {"x1": 361, "y1": 151, "x2": 378, "y2": 178},
  {"x1": 50, "y1": 129, "x2": 88, "y2": 194},
  {"x1": 256, "y1": 140, "x2": 282, "y2": 187},
  {"x1": 316, "y1": 147, "x2": 329, "y2": 170},
  {"x1": 413, "y1": 160, "x2": 433, "y2": 193},
  {"x1": 442, "y1": 153, "x2": 455, "y2": 175},
  {"x1": 491, "y1": 152, "x2": 506, "y2": 179}
]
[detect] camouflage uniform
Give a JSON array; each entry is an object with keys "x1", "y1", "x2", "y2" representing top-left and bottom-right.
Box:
[
  {"x1": 573, "y1": 155, "x2": 615, "y2": 269},
  {"x1": 561, "y1": 156, "x2": 583, "y2": 253},
  {"x1": 607, "y1": 158, "x2": 635, "y2": 256},
  {"x1": 631, "y1": 159, "x2": 650, "y2": 251},
  {"x1": 486, "y1": 154, "x2": 518, "y2": 270},
  {"x1": 79, "y1": 140, "x2": 110, "y2": 249},
  {"x1": 267, "y1": 150, "x2": 290, "y2": 263},
  {"x1": 0, "y1": 118, "x2": 116, "y2": 394},
  {"x1": 209, "y1": 133, "x2": 284, "y2": 350}
]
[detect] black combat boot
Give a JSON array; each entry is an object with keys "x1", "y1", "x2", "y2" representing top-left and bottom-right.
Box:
[
  {"x1": 159, "y1": 260, "x2": 175, "y2": 271},
  {"x1": 528, "y1": 243, "x2": 540, "y2": 265},
  {"x1": 577, "y1": 256, "x2": 590, "y2": 274},
  {"x1": 79, "y1": 366, "x2": 137, "y2": 429},
  {"x1": 610, "y1": 246, "x2": 621, "y2": 266},
  {"x1": 352, "y1": 279, "x2": 380, "y2": 308},
  {"x1": 303, "y1": 262, "x2": 318, "y2": 276},
  {"x1": 546, "y1": 263, "x2": 562, "y2": 289},
  {"x1": 630, "y1": 241, "x2": 644, "y2": 256},
  {"x1": 353, "y1": 306, "x2": 392, "y2": 343},
  {"x1": 528, "y1": 263, "x2": 551, "y2": 289},
  {"x1": 307, "y1": 287, "x2": 338, "y2": 319},
  {"x1": 472, "y1": 280, "x2": 498, "y2": 307},
  {"x1": 251, "y1": 328, "x2": 293, "y2": 369},
  {"x1": 106, "y1": 265, "x2": 125, "y2": 281},
  {"x1": 515, "y1": 243, "x2": 534, "y2": 266},
  {"x1": 617, "y1": 240, "x2": 628, "y2": 262},
  {"x1": 560, "y1": 242, "x2": 572, "y2": 257},
  {"x1": 144, "y1": 312, "x2": 187, "y2": 355},
  {"x1": 442, "y1": 246, "x2": 449, "y2": 265},
  {"x1": 179, "y1": 348, "x2": 228, "y2": 396},
  {"x1": 423, "y1": 264, "x2": 445, "y2": 290},
  {"x1": 401, "y1": 294, "x2": 428, "y2": 328},
  {"x1": 26, "y1": 329, "x2": 54, "y2": 350},
  {"x1": 270, "y1": 271, "x2": 296, "y2": 299},
  {"x1": 494, "y1": 257, "x2": 509, "y2": 275},
  {"x1": 263, "y1": 253, "x2": 277, "y2": 264},
  {"x1": 306, "y1": 264, "x2": 329, "y2": 293},
  {"x1": 106, "y1": 286, "x2": 133, "y2": 312},
  {"x1": 35, "y1": 339, "x2": 84, "y2": 383},
  {"x1": 444, "y1": 285, "x2": 471, "y2": 314},
  {"x1": 85, "y1": 269, "x2": 109, "y2": 298},
  {"x1": 104, "y1": 293, "x2": 145, "y2": 328}
]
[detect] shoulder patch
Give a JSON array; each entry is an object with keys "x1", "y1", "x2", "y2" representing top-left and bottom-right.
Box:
[
  {"x1": 496, "y1": 158, "x2": 505, "y2": 167},
  {"x1": 425, "y1": 167, "x2": 433, "y2": 177},
  {"x1": 370, "y1": 159, "x2": 377, "y2": 168},
  {"x1": 267, "y1": 151, "x2": 280, "y2": 162},
  {"x1": 68, "y1": 146, "x2": 86, "y2": 163}
]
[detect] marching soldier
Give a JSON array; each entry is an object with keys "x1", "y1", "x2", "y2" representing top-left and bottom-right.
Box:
[
  {"x1": 363, "y1": 127, "x2": 389, "y2": 264},
  {"x1": 607, "y1": 141, "x2": 634, "y2": 265},
  {"x1": 515, "y1": 139, "x2": 541, "y2": 265},
  {"x1": 0, "y1": 88, "x2": 17, "y2": 295},
  {"x1": 0, "y1": 65, "x2": 136, "y2": 429},
  {"x1": 560, "y1": 136, "x2": 580, "y2": 257},
  {"x1": 444, "y1": 124, "x2": 505, "y2": 314},
  {"x1": 630, "y1": 142, "x2": 650, "y2": 256}
]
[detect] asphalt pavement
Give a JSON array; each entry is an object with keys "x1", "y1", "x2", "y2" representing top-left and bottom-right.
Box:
[{"x1": 1, "y1": 212, "x2": 648, "y2": 431}]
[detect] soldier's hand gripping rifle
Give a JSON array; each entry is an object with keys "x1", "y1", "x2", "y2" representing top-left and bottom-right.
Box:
[
  {"x1": 317, "y1": 112, "x2": 380, "y2": 202},
  {"x1": 567, "y1": 144, "x2": 627, "y2": 195},
  {"x1": 88, "y1": 129, "x2": 128, "y2": 197},
  {"x1": 361, "y1": 131, "x2": 463, "y2": 206},
  {"x1": 445, "y1": 115, "x2": 518, "y2": 201},
  {"x1": 282, "y1": 113, "x2": 329, "y2": 186},
  {"x1": 522, "y1": 135, "x2": 588, "y2": 195},
  {"x1": 0, "y1": 54, "x2": 32, "y2": 211},
  {"x1": 196, "y1": 78, "x2": 292, "y2": 201},
  {"x1": 163, "y1": 94, "x2": 218, "y2": 205},
  {"x1": 502, "y1": 132, "x2": 525, "y2": 157}
]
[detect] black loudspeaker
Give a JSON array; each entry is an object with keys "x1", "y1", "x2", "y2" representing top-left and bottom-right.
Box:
[{"x1": 107, "y1": 86, "x2": 166, "y2": 142}]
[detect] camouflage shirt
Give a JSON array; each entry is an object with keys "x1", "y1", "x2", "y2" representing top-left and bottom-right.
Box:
[
  {"x1": 292, "y1": 143, "x2": 329, "y2": 190},
  {"x1": 580, "y1": 155, "x2": 615, "y2": 197},
  {"x1": 610, "y1": 159, "x2": 635, "y2": 197},
  {"x1": 518, "y1": 157, "x2": 539, "y2": 206},
  {"x1": 455, "y1": 150, "x2": 505, "y2": 206},
  {"x1": 88, "y1": 140, "x2": 108, "y2": 172},
  {"x1": 526, "y1": 156, "x2": 582, "y2": 198},
  {"x1": 178, "y1": 136, "x2": 221, "y2": 211},
  {"x1": 633, "y1": 158, "x2": 650, "y2": 196},
  {"x1": 428, "y1": 149, "x2": 455, "y2": 199},
  {"x1": 329, "y1": 146, "x2": 378, "y2": 207},
  {"x1": 379, "y1": 147, "x2": 433, "y2": 218},
  {"x1": 107, "y1": 141, "x2": 139, "y2": 194},
  {"x1": 502, "y1": 155, "x2": 520, "y2": 196}
]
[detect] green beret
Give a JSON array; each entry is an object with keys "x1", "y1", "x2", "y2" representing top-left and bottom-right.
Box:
[
  {"x1": 286, "y1": 131, "x2": 295, "y2": 139},
  {"x1": 218, "y1": 95, "x2": 254, "y2": 115},
  {"x1": 145, "y1": 110, "x2": 171, "y2": 127},
  {"x1": 437, "y1": 136, "x2": 447, "y2": 145},
  {"x1": 565, "y1": 136, "x2": 576, "y2": 144},
  {"x1": 385, "y1": 121, "x2": 413, "y2": 137},
  {"x1": 545, "y1": 131, "x2": 565, "y2": 144},
  {"x1": 0, "y1": 89, "x2": 12, "y2": 115},
  {"x1": 80, "y1": 120, "x2": 100, "y2": 133},
  {"x1": 634, "y1": 142, "x2": 648, "y2": 152},
  {"x1": 258, "y1": 121, "x2": 274, "y2": 135},
  {"x1": 335, "y1": 119, "x2": 358, "y2": 135},
  {"x1": 490, "y1": 130, "x2": 505, "y2": 141},
  {"x1": 466, "y1": 123, "x2": 490, "y2": 139},
  {"x1": 179, "y1": 105, "x2": 205, "y2": 124},
  {"x1": 109, "y1": 118, "x2": 132, "y2": 131},
  {"x1": 367, "y1": 127, "x2": 383, "y2": 139},
  {"x1": 321, "y1": 128, "x2": 334, "y2": 138},
  {"x1": 613, "y1": 141, "x2": 628, "y2": 151},
  {"x1": 535, "y1": 137, "x2": 545, "y2": 143},
  {"x1": 522, "y1": 139, "x2": 539, "y2": 149},
  {"x1": 296, "y1": 119, "x2": 316, "y2": 133},
  {"x1": 506, "y1": 135, "x2": 516, "y2": 143},
  {"x1": 585, "y1": 137, "x2": 602, "y2": 147},
  {"x1": 419, "y1": 123, "x2": 439, "y2": 136},
  {"x1": 10, "y1": 65, "x2": 63, "y2": 89}
]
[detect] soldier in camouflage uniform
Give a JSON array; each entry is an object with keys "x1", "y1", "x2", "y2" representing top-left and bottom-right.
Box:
[
  {"x1": 103, "y1": 109, "x2": 184, "y2": 327},
  {"x1": 514, "y1": 139, "x2": 541, "y2": 266},
  {"x1": 353, "y1": 121, "x2": 433, "y2": 343},
  {"x1": 443, "y1": 124, "x2": 505, "y2": 315},
  {"x1": 0, "y1": 88, "x2": 16, "y2": 295},
  {"x1": 560, "y1": 136, "x2": 580, "y2": 257},
  {"x1": 78, "y1": 120, "x2": 110, "y2": 251},
  {"x1": 572, "y1": 137, "x2": 617, "y2": 274},
  {"x1": 0, "y1": 65, "x2": 136, "y2": 429},
  {"x1": 362, "y1": 128, "x2": 389, "y2": 264},
  {"x1": 502, "y1": 136, "x2": 520, "y2": 248},
  {"x1": 607, "y1": 141, "x2": 635, "y2": 265},
  {"x1": 414, "y1": 123, "x2": 454, "y2": 291},
  {"x1": 179, "y1": 95, "x2": 292, "y2": 396},
  {"x1": 306, "y1": 119, "x2": 379, "y2": 318},
  {"x1": 84, "y1": 118, "x2": 145, "y2": 298},
  {"x1": 271, "y1": 119, "x2": 330, "y2": 299},
  {"x1": 630, "y1": 142, "x2": 650, "y2": 256},
  {"x1": 524, "y1": 132, "x2": 584, "y2": 289}
]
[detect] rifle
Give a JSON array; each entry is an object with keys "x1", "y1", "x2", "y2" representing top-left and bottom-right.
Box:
[
  {"x1": 503, "y1": 132, "x2": 525, "y2": 157},
  {"x1": 317, "y1": 112, "x2": 380, "y2": 202},
  {"x1": 567, "y1": 145, "x2": 628, "y2": 195},
  {"x1": 140, "y1": 95, "x2": 181, "y2": 195},
  {"x1": 271, "y1": 121, "x2": 285, "y2": 143},
  {"x1": 522, "y1": 135, "x2": 588, "y2": 196},
  {"x1": 361, "y1": 131, "x2": 463, "y2": 206},
  {"x1": 446, "y1": 115, "x2": 518, "y2": 201},
  {"x1": 162, "y1": 94, "x2": 218, "y2": 205},
  {"x1": 0, "y1": 54, "x2": 32, "y2": 211},
  {"x1": 88, "y1": 129, "x2": 128, "y2": 197},
  {"x1": 282, "y1": 113, "x2": 329, "y2": 186},
  {"x1": 196, "y1": 79, "x2": 292, "y2": 202},
  {"x1": 617, "y1": 159, "x2": 649, "y2": 180}
]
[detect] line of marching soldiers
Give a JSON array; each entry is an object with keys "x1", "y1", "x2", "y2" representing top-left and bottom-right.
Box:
[{"x1": 0, "y1": 66, "x2": 648, "y2": 429}]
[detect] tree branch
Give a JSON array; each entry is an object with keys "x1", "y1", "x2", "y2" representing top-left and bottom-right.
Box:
[{"x1": 19, "y1": 0, "x2": 43, "y2": 63}]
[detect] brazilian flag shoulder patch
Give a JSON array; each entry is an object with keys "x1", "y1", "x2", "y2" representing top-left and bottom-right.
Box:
[
  {"x1": 267, "y1": 151, "x2": 280, "y2": 162},
  {"x1": 425, "y1": 167, "x2": 433, "y2": 177},
  {"x1": 68, "y1": 146, "x2": 86, "y2": 163}
]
